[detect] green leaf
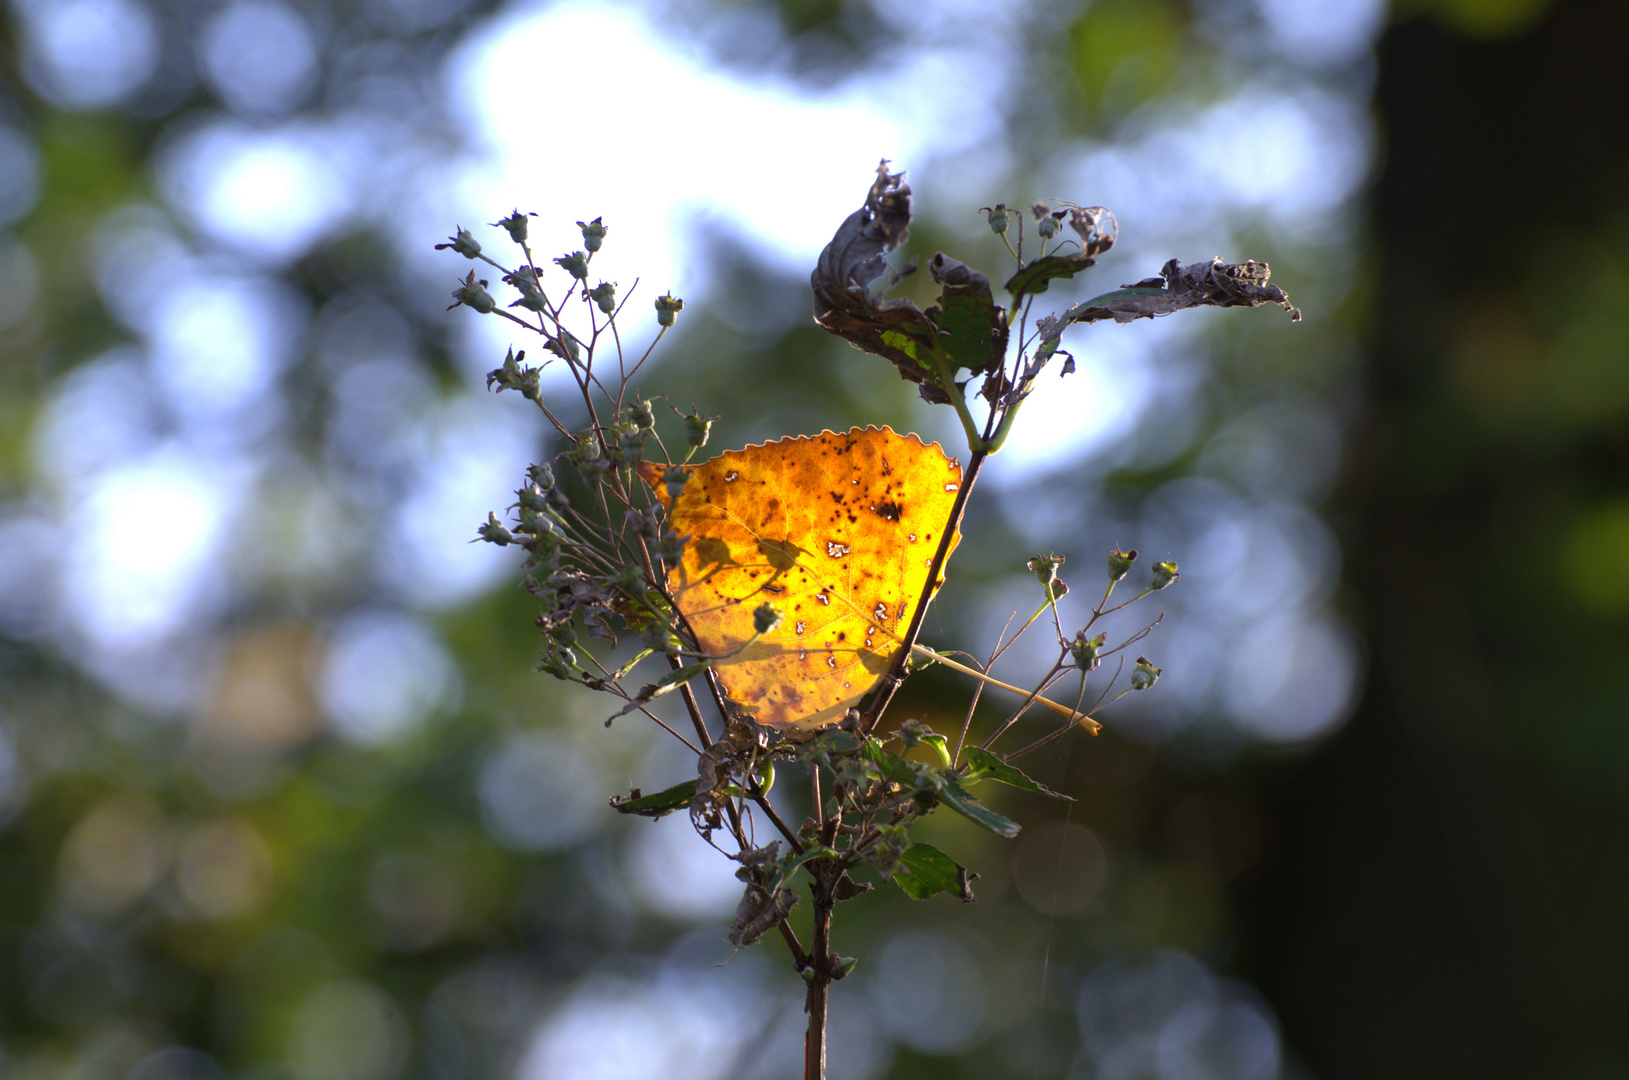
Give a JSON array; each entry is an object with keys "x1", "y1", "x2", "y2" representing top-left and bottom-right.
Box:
[
  {"x1": 893, "y1": 841, "x2": 975, "y2": 901},
  {"x1": 928, "y1": 774, "x2": 1021, "y2": 838},
  {"x1": 962, "y1": 746, "x2": 1072, "y2": 800},
  {"x1": 1003, "y1": 251, "x2": 1096, "y2": 302},
  {"x1": 923, "y1": 253, "x2": 1007, "y2": 376},
  {"x1": 859, "y1": 739, "x2": 915, "y2": 787},
  {"x1": 651, "y1": 660, "x2": 710, "y2": 691},
  {"x1": 808, "y1": 729, "x2": 864, "y2": 755},
  {"x1": 609, "y1": 780, "x2": 697, "y2": 817},
  {"x1": 878, "y1": 325, "x2": 936, "y2": 374},
  {"x1": 605, "y1": 660, "x2": 710, "y2": 722}
]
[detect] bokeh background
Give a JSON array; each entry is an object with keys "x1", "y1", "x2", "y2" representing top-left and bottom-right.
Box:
[{"x1": 3, "y1": 0, "x2": 1627, "y2": 1077}]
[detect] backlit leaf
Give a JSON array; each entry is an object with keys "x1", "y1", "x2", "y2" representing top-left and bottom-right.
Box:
[
  {"x1": 923, "y1": 253, "x2": 1007, "y2": 377},
  {"x1": 1003, "y1": 250, "x2": 1097, "y2": 301},
  {"x1": 918, "y1": 771, "x2": 1021, "y2": 838},
  {"x1": 609, "y1": 780, "x2": 698, "y2": 817},
  {"x1": 961, "y1": 746, "x2": 1073, "y2": 800},
  {"x1": 646, "y1": 427, "x2": 962, "y2": 734},
  {"x1": 893, "y1": 841, "x2": 977, "y2": 901}
]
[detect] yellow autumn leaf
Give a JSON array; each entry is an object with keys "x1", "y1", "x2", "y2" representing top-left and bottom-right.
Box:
[{"x1": 646, "y1": 426, "x2": 962, "y2": 734}]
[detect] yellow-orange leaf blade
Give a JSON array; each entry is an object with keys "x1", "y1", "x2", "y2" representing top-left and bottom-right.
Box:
[{"x1": 650, "y1": 427, "x2": 962, "y2": 734}]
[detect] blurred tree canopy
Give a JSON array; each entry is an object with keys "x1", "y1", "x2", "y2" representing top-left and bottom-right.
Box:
[{"x1": 0, "y1": 0, "x2": 1626, "y2": 1079}]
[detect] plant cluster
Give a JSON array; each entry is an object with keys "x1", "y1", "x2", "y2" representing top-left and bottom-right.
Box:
[{"x1": 443, "y1": 160, "x2": 1295, "y2": 1077}]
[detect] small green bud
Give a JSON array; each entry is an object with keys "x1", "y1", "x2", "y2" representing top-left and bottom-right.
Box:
[
  {"x1": 577, "y1": 216, "x2": 607, "y2": 252},
  {"x1": 485, "y1": 346, "x2": 522, "y2": 390},
  {"x1": 833, "y1": 956, "x2": 859, "y2": 980},
  {"x1": 476, "y1": 512, "x2": 513, "y2": 546},
  {"x1": 449, "y1": 271, "x2": 495, "y2": 314},
  {"x1": 505, "y1": 266, "x2": 546, "y2": 312},
  {"x1": 554, "y1": 251, "x2": 589, "y2": 280},
  {"x1": 543, "y1": 332, "x2": 583, "y2": 368},
  {"x1": 1028, "y1": 553, "x2": 1064, "y2": 590},
  {"x1": 641, "y1": 621, "x2": 679, "y2": 656},
  {"x1": 485, "y1": 347, "x2": 542, "y2": 401},
  {"x1": 543, "y1": 330, "x2": 582, "y2": 366},
  {"x1": 549, "y1": 621, "x2": 576, "y2": 648},
  {"x1": 1150, "y1": 560, "x2": 1180, "y2": 590},
  {"x1": 565, "y1": 432, "x2": 596, "y2": 463},
  {"x1": 538, "y1": 646, "x2": 578, "y2": 680},
  {"x1": 589, "y1": 281, "x2": 617, "y2": 314},
  {"x1": 528, "y1": 461, "x2": 555, "y2": 490},
  {"x1": 655, "y1": 292, "x2": 684, "y2": 327},
  {"x1": 617, "y1": 426, "x2": 647, "y2": 465},
  {"x1": 1029, "y1": 202, "x2": 1068, "y2": 239},
  {"x1": 684, "y1": 410, "x2": 714, "y2": 449},
  {"x1": 435, "y1": 226, "x2": 481, "y2": 258},
  {"x1": 494, "y1": 210, "x2": 534, "y2": 244},
  {"x1": 627, "y1": 398, "x2": 656, "y2": 431},
  {"x1": 1107, "y1": 548, "x2": 1138, "y2": 583},
  {"x1": 897, "y1": 717, "x2": 932, "y2": 748},
  {"x1": 517, "y1": 484, "x2": 548, "y2": 513},
  {"x1": 516, "y1": 504, "x2": 551, "y2": 534},
  {"x1": 982, "y1": 204, "x2": 1011, "y2": 234},
  {"x1": 662, "y1": 466, "x2": 689, "y2": 502},
  {"x1": 753, "y1": 602, "x2": 783, "y2": 635},
  {"x1": 1070, "y1": 631, "x2": 1106, "y2": 671},
  {"x1": 1129, "y1": 656, "x2": 1161, "y2": 690}
]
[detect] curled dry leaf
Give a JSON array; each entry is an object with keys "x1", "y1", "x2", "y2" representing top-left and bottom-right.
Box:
[
  {"x1": 642, "y1": 427, "x2": 962, "y2": 734},
  {"x1": 1052, "y1": 257, "x2": 1301, "y2": 331},
  {"x1": 811, "y1": 161, "x2": 1006, "y2": 398}
]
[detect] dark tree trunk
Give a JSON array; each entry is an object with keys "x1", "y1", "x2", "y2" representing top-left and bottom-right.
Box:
[{"x1": 1245, "y1": 3, "x2": 1629, "y2": 1078}]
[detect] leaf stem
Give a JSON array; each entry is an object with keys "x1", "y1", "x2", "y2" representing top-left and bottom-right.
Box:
[
  {"x1": 984, "y1": 392, "x2": 1026, "y2": 454},
  {"x1": 929, "y1": 346, "x2": 985, "y2": 454},
  {"x1": 911, "y1": 645, "x2": 1099, "y2": 729}
]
